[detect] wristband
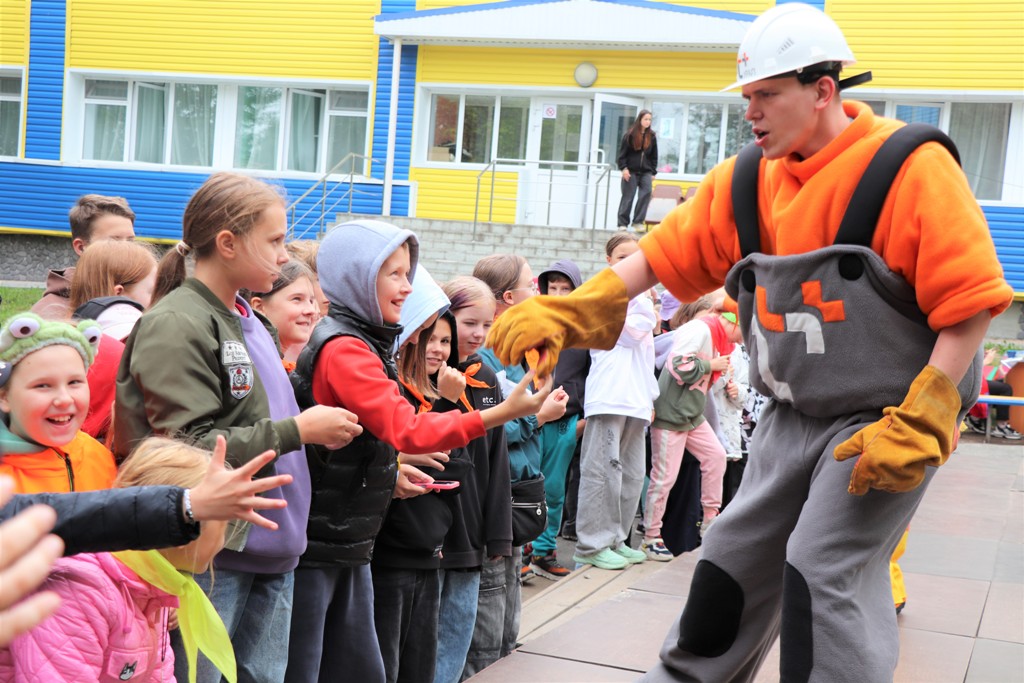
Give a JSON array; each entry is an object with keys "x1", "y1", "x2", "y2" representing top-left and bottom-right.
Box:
[{"x1": 182, "y1": 488, "x2": 196, "y2": 524}]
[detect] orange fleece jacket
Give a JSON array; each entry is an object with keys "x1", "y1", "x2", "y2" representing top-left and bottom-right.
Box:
[
  {"x1": 0, "y1": 431, "x2": 117, "y2": 494},
  {"x1": 640, "y1": 100, "x2": 1012, "y2": 331}
]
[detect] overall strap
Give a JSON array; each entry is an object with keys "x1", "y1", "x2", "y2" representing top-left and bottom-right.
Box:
[
  {"x1": 834, "y1": 123, "x2": 960, "y2": 247},
  {"x1": 731, "y1": 142, "x2": 765, "y2": 257}
]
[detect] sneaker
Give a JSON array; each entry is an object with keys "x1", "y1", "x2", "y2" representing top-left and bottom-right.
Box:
[
  {"x1": 573, "y1": 548, "x2": 628, "y2": 571},
  {"x1": 998, "y1": 424, "x2": 1023, "y2": 440},
  {"x1": 520, "y1": 564, "x2": 535, "y2": 584},
  {"x1": 613, "y1": 543, "x2": 647, "y2": 564},
  {"x1": 530, "y1": 553, "x2": 572, "y2": 580},
  {"x1": 895, "y1": 601, "x2": 906, "y2": 615},
  {"x1": 964, "y1": 415, "x2": 986, "y2": 434},
  {"x1": 641, "y1": 538, "x2": 674, "y2": 562}
]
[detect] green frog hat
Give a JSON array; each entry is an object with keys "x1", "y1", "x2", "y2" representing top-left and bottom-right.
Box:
[{"x1": 0, "y1": 313, "x2": 102, "y2": 388}]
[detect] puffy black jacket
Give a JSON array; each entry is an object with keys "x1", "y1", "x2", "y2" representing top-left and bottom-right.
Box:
[
  {"x1": 0, "y1": 486, "x2": 198, "y2": 556},
  {"x1": 292, "y1": 307, "x2": 401, "y2": 568}
]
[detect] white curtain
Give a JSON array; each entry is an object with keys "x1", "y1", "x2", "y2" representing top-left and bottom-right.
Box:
[
  {"x1": 83, "y1": 103, "x2": 126, "y2": 161},
  {"x1": 235, "y1": 86, "x2": 282, "y2": 170},
  {"x1": 288, "y1": 91, "x2": 322, "y2": 173},
  {"x1": 133, "y1": 84, "x2": 166, "y2": 163},
  {"x1": 0, "y1": 100, "x2": 18, "y2": 156},
  {"x1": 171, "y1": 83, "x2": 216, "y2": 166},
  {"x1": 684, "y1": 103, "x2": 722, "y2": 175},
  {"x1": 327, "y1": 115, "x2": 366, "y2": 173},
  {"x1": 949, "y1": 103, "x2": 1010, "y2": 201}
]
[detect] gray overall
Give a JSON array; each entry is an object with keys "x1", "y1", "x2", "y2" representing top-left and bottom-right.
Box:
[{"x1": 643, "y1": 126, "x2": 981, "y2": 683}]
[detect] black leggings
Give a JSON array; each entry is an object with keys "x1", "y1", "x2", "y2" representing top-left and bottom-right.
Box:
[{"x1": 988, "y1": 379, "x2": 1013, "y2": 420}]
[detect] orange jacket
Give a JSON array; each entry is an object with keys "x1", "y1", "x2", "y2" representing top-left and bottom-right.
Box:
[
  {"x1": 640, "y1": 100, "x2": 1012, "y2": 331},
  {"x1": 0, "y1": 431, "x2": 117, "y2": 494}
]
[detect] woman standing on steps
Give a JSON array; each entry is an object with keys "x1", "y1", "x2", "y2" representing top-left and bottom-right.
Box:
[{"x1": 617, "y1": 110, "x2": 658, "y2": 230}]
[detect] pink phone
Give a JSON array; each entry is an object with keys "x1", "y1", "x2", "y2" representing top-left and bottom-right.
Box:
[{"x1": 420, "y1": 480, "x2": 460, "y2": 491}]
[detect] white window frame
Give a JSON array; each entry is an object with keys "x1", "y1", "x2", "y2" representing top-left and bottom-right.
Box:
[
  {"x1": 64, "y1": 70, "x2": 373, "y2": 178},
  {"x1": 418, "y1": 87, "x2": 533, "y2": 169},
  {"x1": 0, "y1": 66, "x2": 25, "y2": 158}
]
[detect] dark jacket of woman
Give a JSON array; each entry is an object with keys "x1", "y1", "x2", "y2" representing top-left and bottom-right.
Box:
[{"x1": 617, "y1": 131, "x2": 659, "y2": 175}]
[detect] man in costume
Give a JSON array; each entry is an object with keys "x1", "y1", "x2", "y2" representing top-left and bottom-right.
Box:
[{"x1": 486, "y1": 4, "x2": 1012, "y2": 681}]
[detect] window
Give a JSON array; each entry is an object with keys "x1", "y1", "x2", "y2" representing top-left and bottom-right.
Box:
[
  {"x1": 865, "y1": 98, "x2": 1015, "y2": 201},
  {"x1": 652, "y1": 101, "x2": 753, "y2": 174},
  {"x1": 79, "y1": 76, "x2": 370, "y2": 174},
  {"x1": 0, "y1": 72, "x2": 22, "y2": 157},
  {"x1": 83, "y1": 80, "x2": 128, "y2": 161},
  {"x1": 427, "y1": 94, "x2": 531, "y2": 165},
  {"x1": 949, "y1": 103, "x2": 1011, "y2": 201}
]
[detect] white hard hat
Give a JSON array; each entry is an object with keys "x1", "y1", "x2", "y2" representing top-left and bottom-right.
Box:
[{"x1": 722, "y1": 3, "x2": 856, "y2": 91}]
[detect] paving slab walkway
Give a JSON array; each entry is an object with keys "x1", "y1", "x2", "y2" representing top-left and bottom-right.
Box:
[{"x1": 470, "y1": 436, "x2": 1024, "y2": 682}]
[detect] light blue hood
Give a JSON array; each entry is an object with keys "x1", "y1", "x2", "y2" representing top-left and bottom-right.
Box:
[{"x1": 317, "y1": 219, "x2": 419, "y2": 326}]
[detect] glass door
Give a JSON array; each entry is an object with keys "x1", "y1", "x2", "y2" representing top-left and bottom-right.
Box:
[
  {"x1": 588, "y1": 94, "x2": 645, "y2": 229},
  {"x1": 519, "y1": 99, "x2": 591, "y2": 227}
]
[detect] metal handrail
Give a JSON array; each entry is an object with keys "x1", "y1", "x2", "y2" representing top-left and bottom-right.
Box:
[
  {"x1": 472, "y1": 157, "x2": 616, "y2": 240},
  {"x1": 287, "y1": 153, "x2": 383, "y2": 239}
]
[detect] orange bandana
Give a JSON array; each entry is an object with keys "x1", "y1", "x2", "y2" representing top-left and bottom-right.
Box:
[{"x1": 458, "y1": 363, "x2": 492, "y2": 412}]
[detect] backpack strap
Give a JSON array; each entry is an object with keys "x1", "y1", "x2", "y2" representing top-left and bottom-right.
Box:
[
  {"x1": 731, "y1": 141, "x2": 765, "y2": 258},
  {"x1": 72, "y1": 295, "x2": 145, "y2": 321},
  {"x1": 834, "y1": 123, "x2": 960, "y2": 247}
]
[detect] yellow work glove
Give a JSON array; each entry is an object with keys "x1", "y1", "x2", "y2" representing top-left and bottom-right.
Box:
[
  {"x1": 834, "y1": 365, "x2": 961, "y2": 495},
  {"x1": 486, "y1": 268, "x2": 629, "y2": 378}
]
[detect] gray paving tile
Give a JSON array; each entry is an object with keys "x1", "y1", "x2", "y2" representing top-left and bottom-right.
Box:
[
  {"x1": 894, "y1": 628, "x2": 974, "y2": 683},
  {"x1": 628, "y1": 552, "x2": 699, "y2": 597},
  {"x1": 899, "y1": 572, "x2": 989, "y2": 637},
  {"x1": 1004, "y1": 492, "x2": 1023, "y2": 543},
  {"x1": 901, "y1": 531, "x2": 1000, "y2": 581},
  {"x1": 978, "y1": 582, "x2": 1024, "y2": 644},
  {"x1": 965, "y1": 639, "x2": 1024, "y2": 683},
  {"x1": 468, "y1": 651, "x2": 638, "y2": 682},
  {"x1": 993, "y1": 541, "x2": 1024, "y2": 583},
  {"x1": 519, "y1": 590, "x2": 684, "y2": 672}
]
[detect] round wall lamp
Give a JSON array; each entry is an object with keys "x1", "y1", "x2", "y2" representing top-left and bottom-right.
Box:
[{"x1": 574, "y1": 62, "x2": 598, "y2": 88}]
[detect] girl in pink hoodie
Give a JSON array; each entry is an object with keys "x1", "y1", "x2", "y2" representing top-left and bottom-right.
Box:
[{"x1": 3, "y1": 436, "x2": 245, "y2": 683}]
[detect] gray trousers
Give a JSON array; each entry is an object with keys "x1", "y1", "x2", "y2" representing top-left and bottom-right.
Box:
[
  {"x1": 576, "y1": 414, "x2": 648, "y2": 556},
  {"x1": 642, "y1": 402, "x2": 932, "y2": 682}
]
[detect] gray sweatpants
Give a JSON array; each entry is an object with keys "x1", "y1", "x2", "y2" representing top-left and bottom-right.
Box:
[
  {"x1": 642, "y1": 401, "x2": 933, "y2": 682},
  {"x1": 575, "y1": 414, "x2": 648, "y2": 556}
]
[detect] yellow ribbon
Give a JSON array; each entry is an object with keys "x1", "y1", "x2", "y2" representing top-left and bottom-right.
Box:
[{"x1": 113, "y1": 550, "x2": 237, "y2": 683}]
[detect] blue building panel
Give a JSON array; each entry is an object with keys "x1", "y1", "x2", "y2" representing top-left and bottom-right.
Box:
[
  {"x1": 0, "y1": 163, "x2": 408, "y2": 242},
  {"x1": 25, "y1": 0, "x2": 66, "y2": 161},
  {"x1": 985, "y1": 205, "x2": 1024, "y2": 294},
  {"x1": 371, "y1": 39, "x2": 418, "y2": 186}
]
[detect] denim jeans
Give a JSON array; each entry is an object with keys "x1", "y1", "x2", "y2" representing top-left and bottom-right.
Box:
[
  {"x1": 462, "y1": 547, "x2": 521, "y2": 680},
  {"x1": 433, "y1": 569, "x2": 481, "y2": 683},
  {"x1": 371, "y1": 566, "x2": 441, "y2": 683},
  {"x1": 285, "y1": 564, "x2": 385, "y2": 683},
  {"x1": 172, "y1": 569, "x2": 294, "y2": 683}
]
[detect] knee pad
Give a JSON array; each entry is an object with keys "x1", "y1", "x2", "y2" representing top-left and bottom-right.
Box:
[
  {"x1": 780, "y1": 561, "x2": 813, "y2": 683},
  {"x1": 677, "y1": 560, "x2": 744, "y2": 657}
]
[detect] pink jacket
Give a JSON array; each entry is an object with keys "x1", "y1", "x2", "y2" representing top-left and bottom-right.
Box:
[{"x1": 0, "y1": 553, "x2": 178, "y2": 682}]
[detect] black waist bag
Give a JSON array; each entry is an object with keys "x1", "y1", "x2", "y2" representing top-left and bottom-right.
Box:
[{"x1": 510, "y1": 474, "x2": 547, "y2": 547}]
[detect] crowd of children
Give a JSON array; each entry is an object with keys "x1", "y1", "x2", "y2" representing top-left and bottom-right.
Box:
[{"x1": 0, "y1": 174, "x2": 763, "y2": 682}]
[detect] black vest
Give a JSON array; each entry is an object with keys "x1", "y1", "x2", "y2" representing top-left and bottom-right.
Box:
[{"x1": 292, "y1": 306, "x2": 402, "y2": 568}]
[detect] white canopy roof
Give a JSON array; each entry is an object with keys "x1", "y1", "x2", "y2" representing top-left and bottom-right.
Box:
[{"x1": 374, "y1": 0, "x2": 755, "y2": 52}]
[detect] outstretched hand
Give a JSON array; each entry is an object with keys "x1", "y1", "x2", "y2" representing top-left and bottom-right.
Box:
[
  {"x1": 189, "y1": 436, "x2": 293, "y2": 530},
  {"x1": 0, "y1": 476, "x2": 64, "y2": 646}
]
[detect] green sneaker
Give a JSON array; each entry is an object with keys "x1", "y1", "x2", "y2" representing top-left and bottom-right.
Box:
[
  {"x1": 613, "y1": 543, "x2": 647, "y2": 564},
  {"x1": 573, "y1": 548, "x2": 628, "y2": 571}
]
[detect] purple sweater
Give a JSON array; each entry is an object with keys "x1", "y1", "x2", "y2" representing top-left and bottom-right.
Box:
[{"x1": 214, "y1": 298, "x2": 312, "y2": 574}]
